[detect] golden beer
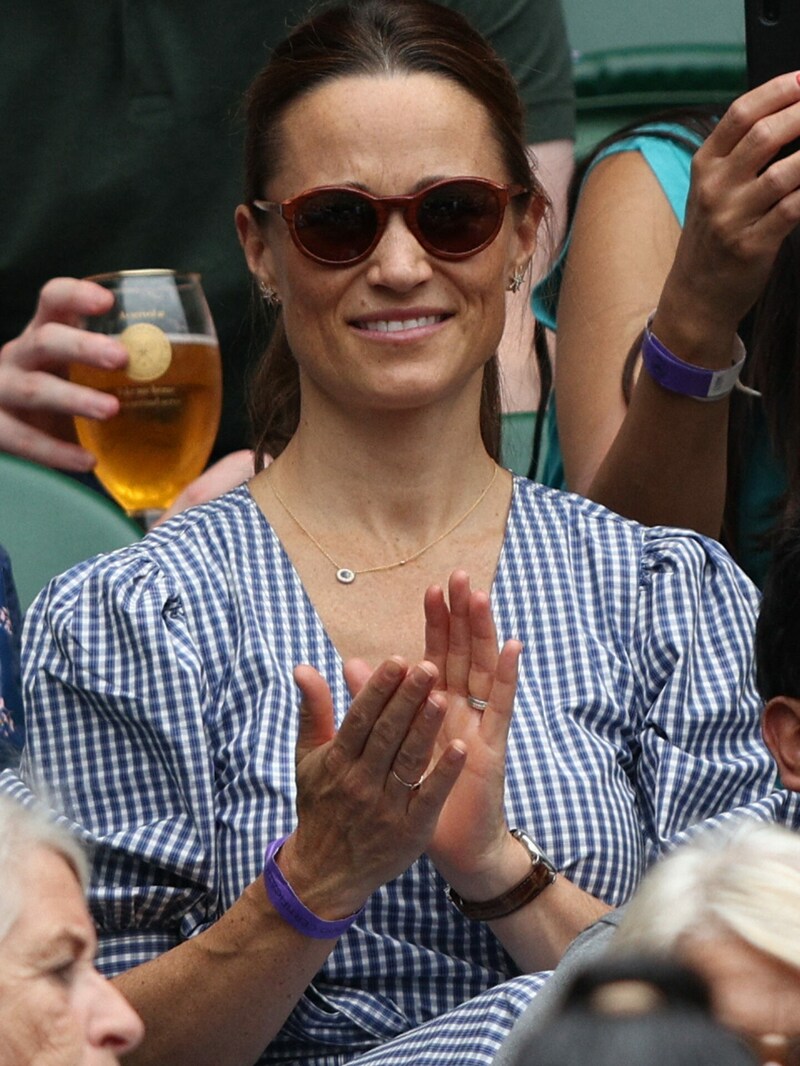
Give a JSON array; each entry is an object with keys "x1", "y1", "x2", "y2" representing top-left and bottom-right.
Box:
[
  {"x1": 74, "y1": 270, "x2": 222, "y2": 523},
  {"x1": 71, "y1": 335, "x2": 222, "y2": 514}
]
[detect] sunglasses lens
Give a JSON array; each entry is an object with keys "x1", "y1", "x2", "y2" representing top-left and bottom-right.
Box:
[
  {"x1": 417, "y1": 180, "x2": 503, "y2": 255},
  {"x1": 293, "y1": 190, "x2": 377, "y2": 263}
]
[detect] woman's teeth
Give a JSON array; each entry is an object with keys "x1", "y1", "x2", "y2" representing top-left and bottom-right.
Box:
[{"x1": 357, "y1": 315, "x2": 444, "y2": 332}]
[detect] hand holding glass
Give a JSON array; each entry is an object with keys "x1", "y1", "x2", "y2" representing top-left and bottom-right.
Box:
[{"x1": 70, "y1": 270, "x2": 222, "y2": 525}]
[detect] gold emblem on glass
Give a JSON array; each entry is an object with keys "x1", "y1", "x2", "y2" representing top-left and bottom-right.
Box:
[{"x1": 121, "y1": 323, "x2": 173, "y2": 382}]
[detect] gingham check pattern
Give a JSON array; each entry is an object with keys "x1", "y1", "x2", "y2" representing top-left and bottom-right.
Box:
[{"x1": 3, "y1": 478, "x2": 796, "y2": 1066}]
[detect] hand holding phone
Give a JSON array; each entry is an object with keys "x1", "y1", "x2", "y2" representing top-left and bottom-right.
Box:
[{"x1": 746, "y1": 0, "x2": 800, "y2": 158}]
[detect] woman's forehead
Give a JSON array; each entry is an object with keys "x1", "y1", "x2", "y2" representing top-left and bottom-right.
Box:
[{"x1": 270, "y1": 72, "x2": 504, "y2": 194}]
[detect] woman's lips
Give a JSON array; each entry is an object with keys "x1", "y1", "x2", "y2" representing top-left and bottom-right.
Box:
[{"x1": 351, "y1": 312, "x2": 452, "y2": 336}]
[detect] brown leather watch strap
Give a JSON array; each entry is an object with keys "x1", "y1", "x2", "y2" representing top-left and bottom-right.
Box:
[{"x1": 446, "y1": 828, "x2": 557, "y2": 921}]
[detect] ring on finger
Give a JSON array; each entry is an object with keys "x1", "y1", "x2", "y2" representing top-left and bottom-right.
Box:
[
  {"x1": 391, "y1": 768, "x2": 426, "y2": 791},
  {"x1": 467, "y1": 694, "x2": 489, "y2": 711}
]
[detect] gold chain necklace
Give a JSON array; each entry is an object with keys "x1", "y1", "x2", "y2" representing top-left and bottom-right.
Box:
[{"x1": 269, "y1": 464, "x2": 498, "y2": 584}]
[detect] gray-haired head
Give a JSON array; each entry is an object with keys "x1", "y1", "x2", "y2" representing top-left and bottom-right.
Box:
[
  {"x1": 0, "y1": 794, "x2": 88, "y2": 943},
  {"x1": 614, "y1": 820, "x2": 800, "y2": 971}
]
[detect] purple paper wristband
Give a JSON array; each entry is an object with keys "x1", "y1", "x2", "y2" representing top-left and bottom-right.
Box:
[
  {"x1": 641, "y1": 315, "x2": 746, "y2": 401},
  {"x1": 263, "y1": 836, "x2": 363, "y2": 939}
]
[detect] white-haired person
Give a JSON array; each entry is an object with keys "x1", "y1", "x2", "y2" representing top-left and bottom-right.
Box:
[
  {"x1": 0, "y1": 794, "x2": 144, "y2": 1064},
  {"x1": 613, "y1": 820, "x2": 800, "y2": 1063},
  {"x1": 496, "y1": 820, "x2": 800, "y2": 1066}
]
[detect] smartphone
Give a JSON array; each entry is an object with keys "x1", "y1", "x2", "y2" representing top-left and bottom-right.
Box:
[{"x1": 745, "y1": 0, "x2": 800, "y2": 158}]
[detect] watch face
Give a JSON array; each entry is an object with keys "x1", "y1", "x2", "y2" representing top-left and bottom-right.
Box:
[{"x1": 510, "y1": 828, "x2": 557, "y2": 873}]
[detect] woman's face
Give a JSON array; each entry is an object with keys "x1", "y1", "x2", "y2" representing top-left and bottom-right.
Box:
[
  {"x1": 681, "y1": 932, "x2": 800, "y2": 1064},
  {"x1": 0, "y1": 846, "x2": 143, "y2": 1065},
  {"x1": 238, "y1": 72, "x2": 540, "y2": 417}
]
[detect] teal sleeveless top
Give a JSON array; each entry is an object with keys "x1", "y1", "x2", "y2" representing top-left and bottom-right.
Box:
[{"x1": 532, "y1": 124, "x2": 785, "y2": 586}]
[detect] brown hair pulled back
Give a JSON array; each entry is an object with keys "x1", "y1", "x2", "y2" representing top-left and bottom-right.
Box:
[{"x1": 243, "y1": 0, "x2": 544, "y2": 467}]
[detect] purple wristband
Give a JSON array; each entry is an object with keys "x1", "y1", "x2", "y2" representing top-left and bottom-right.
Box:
[
  {"x1": 263, "y1": 836, "x2": 363, "y2": 939},
  {"x1": 641, "y1": 315, "x2": 746, "y2": 401}
]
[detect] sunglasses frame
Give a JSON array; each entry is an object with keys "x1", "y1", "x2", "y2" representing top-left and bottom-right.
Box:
[{"x1": 251, "y1": 176, "x2": 529, "y2": 267}]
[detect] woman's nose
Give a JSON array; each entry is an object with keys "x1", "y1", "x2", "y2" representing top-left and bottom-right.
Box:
[
  {"x1": 86, "y1": 969, "x2": 145, "y2": 1055},
  {"x1": 365, "y1": 211, "x2": 434, "y2": 291}
]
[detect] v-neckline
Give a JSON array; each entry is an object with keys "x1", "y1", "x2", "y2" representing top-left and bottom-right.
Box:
[{"x1": 242, "y1": 476, "x2": 519, "y2": 680}]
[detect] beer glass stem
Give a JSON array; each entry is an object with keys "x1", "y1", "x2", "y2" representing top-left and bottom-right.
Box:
[{"x1": 131, "y1": 509, "x2": 165, "y2": 531}]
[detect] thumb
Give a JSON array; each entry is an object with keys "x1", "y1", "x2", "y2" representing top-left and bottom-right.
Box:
[{"x1": 293, "y1": 664, "x2": 336, "y2": 763}]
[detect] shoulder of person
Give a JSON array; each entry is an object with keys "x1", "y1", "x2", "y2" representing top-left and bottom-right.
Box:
[
  {"x1": 27, "y1": 486, "x2": 256, "y2": 631},
  {"x1": 516, "y1": 478, "x2": 756, "y2": 600}
]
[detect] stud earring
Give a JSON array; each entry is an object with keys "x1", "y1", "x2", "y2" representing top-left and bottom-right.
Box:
[
  {"x1": 258, "y1": 280, "x2": 281, "y2": 305},
  {"x1": 507, "y1": 267, "x2": 526, "y2": 294}
]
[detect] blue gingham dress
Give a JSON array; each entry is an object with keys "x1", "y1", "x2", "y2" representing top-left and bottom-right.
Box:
[{"x1": 3, "y1": 478, "x2": 795, "y2": 1065}]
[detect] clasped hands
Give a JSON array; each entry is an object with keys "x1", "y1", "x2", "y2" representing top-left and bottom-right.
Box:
[{"x1": 278, "y1": 570, "x2": 525, "y2": 923}]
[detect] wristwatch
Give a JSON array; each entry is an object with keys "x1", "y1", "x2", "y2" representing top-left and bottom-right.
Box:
[{"x1": 446, "y1": 828, "x2": 557, "y2": 921}]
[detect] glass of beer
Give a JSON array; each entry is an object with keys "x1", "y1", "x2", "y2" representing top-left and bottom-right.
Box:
[{"x1": 71, "y1": 270, "x2": 222, "y2": 527}]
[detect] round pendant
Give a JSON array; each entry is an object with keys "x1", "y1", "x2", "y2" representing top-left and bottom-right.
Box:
[{"x1": 336, "y1": 568, "x2": 356, "y2": 585}]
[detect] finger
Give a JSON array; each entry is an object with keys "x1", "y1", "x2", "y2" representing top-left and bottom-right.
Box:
[
  {"x1": 408, "y1": 740, "x2": 467, "y2": 818},
  {"x1": 293, "y1": 664, "x2": 337, "y2": 764},
  {"x1": 710, "y1": 72, "x2": 800, "y2": 160},
  {"x1": 735, "y1": 125, "x2": 800, "y2": 217},
  {"x1": 175, "y1": 449, "x2": 254, "y2": 497},
  {"x1": 760, "y1": 185, "x2": 800, "y2": 246},
  {"x1": 388, "y1": 691, "x2": 446, "y2": 793},
  {"x1": 332, "y1": 657, "x2": 408, "y2": 760},
  {"x1": 157, "y1": 450, "x2": 256, "y2": 522},
  {"x1": 466, "y1": 589, "x2": 499, "y2": 703},
  {"x1": 479, "y1": 639, "x2": 522, "y2": 747},
  {"x1": 444, "y1": 570, "x2": 473, "y2": 696},
  {"x1": 423, "y1": 584, "x2": 449, "y2": 686},
  {"x1": 0, "y1": 364, "x2": 121, "y2": 420},
  {"x1": 0, "y1": 410, "x2": 97, "y2": 472},
  {"x1": 359, "y1": 661, "x2": 438, "y2": 775},
  {"x1": 7, "y1": 321, "x2": 127, "y2": 374},
  {"x1": 31, "y1": 277, "x2": 117, "y2": 328}
]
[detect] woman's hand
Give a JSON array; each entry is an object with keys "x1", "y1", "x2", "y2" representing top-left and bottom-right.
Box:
[
  {"x1": 660, "y1": 71, "x2": 800, "y2": 340},
  {"x1": 421, "y1": 570, "x2": 523, "y2": 897},
  {"x1": 0, "y1": 278, "x2": 126, "y2": 470},
  {"x1": 281, "y1": 655, "x2": 467, "y2": 919},
  {"x1": 155, "y1": 450, "x2": 258, "y2": 524}
]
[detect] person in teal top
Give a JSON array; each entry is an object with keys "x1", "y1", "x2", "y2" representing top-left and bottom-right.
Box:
[
  {"x1": 530, "y1": 89, "x2": 796, "y2": 587},
  {"x1": 532, "y1": 124, "x2": 701, "y2": 491}
]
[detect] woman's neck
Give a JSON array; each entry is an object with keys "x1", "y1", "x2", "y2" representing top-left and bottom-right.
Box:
[
  {"x1": 247, "y1": 379, "x2": 511, "y2": 666},
  {"x1": 257, "y1": 387, "x2": 498, "y2": 541}
]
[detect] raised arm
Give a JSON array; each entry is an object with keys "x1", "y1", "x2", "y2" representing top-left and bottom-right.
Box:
[
  {"x1": 555, "y1": 73, "x2": 800, "y2": 538},
  {"x1": 556, "y1": 149, "x2": 683, "y2": 504}
]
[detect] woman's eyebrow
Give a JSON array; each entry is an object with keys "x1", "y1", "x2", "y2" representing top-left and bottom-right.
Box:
[{"x1": 31, "y1": 926, "x2": 95, "y2": 964}]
